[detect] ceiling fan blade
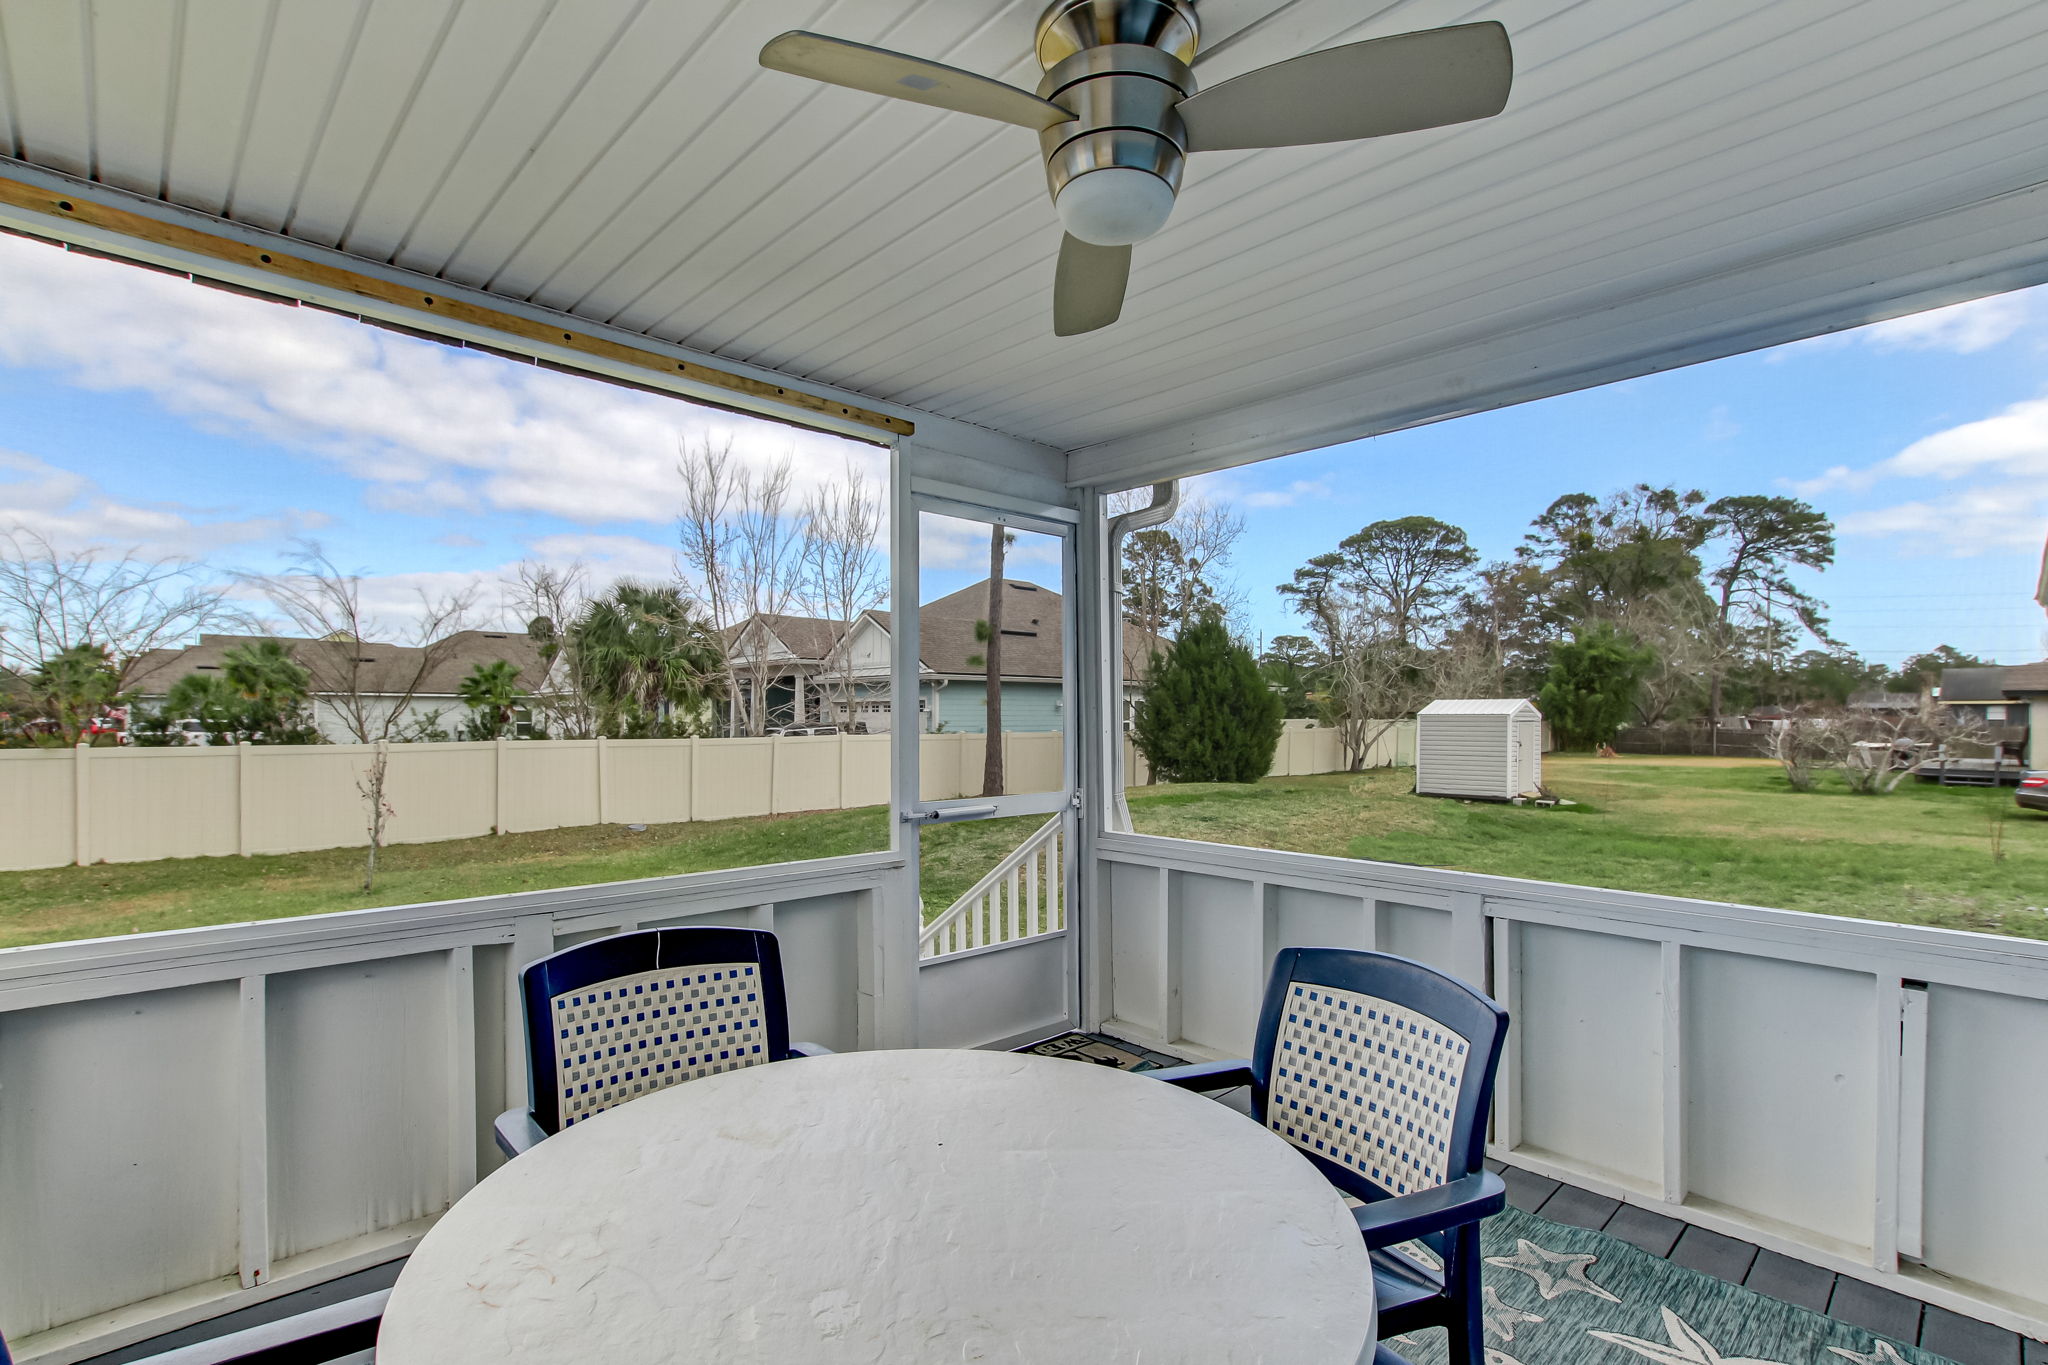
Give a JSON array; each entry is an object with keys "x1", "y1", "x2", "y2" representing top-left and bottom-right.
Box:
[
  {"x1": 1053, "y1": 234, "x2": 1131, "y2": 337},
  {"x1": 759, "y1": 32, "x2": 1074, "y2": 131},
  {"x1": 1179, "y1": 22, "x2": 1512, "y2": 152}
]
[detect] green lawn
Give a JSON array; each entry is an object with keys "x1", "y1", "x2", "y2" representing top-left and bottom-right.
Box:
[
  {"x1": 1129, "y1": 756, "x2": 2048, "y2": 938},
  {"x1": 1, "y1": 755, "x2": 2041, "y2": 950}
]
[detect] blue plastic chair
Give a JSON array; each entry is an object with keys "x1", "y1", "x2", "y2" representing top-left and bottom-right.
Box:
[
  {"x1": 1152, "y1": 948, "x2": 1508, "y2": 1365},
  {"x1": 494, "y1": 926, "x2": 830, "y2": 1157}
]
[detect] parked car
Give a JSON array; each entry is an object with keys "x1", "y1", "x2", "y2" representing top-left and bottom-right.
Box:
[
  {"x1": 169, "y1": 718, "x2": 213, "y2": 746},
  {"x1": 2018, "y1": 772, "x2": 2048, "y2": 814}
]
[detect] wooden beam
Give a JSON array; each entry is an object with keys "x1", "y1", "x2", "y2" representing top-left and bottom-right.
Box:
[{"x1": 0, "y1": 174, "x2": 913, "y2": 440}]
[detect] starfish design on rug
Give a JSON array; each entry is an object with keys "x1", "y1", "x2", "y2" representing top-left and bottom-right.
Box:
[
  {"x1": 1483, "y1": 1238, "x2": 1623, "y2": 1303},
  {"x1": 1827, "y1": 1342, "x2": 1913, "y2": 1365},
  {"x1": 1590, "y1": 1306, "x2": 1793, "y2": 1365},
  {"x1": 1483, "y1": 1285, "x2": 1546, "y2": 1342}
]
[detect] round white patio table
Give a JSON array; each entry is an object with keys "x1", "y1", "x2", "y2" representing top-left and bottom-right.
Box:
[{"x1": 378, "y1": 1048, "x2": 1374, "y2": 1364}]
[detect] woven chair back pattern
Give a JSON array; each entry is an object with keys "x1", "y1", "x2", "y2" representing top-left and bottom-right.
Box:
[
  {"x1": 551, "y1": 961, "x2": 769, "y2": 1127},
  {"x1": 1267, "y1": 982, "x2": 1470, "y2": 1195}
]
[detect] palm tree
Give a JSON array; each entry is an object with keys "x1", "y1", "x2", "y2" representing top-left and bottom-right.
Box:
[
  {"x1": 458, "y1": 659, "x2": 526, "y2": 740},
  {"x1": 28, "y1": 643, "x2": 122, "y2": 744},
  {"x1": 220, "y1": 638, "x2": 318, "y2": 742},
  {"x1": 568, "y1": 582, "x2": 723, "y2": 737}
]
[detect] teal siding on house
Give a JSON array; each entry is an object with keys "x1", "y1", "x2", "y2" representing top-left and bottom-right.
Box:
[{"x1": 930, "y1": 681, "x2": 1064, "y2": 734}]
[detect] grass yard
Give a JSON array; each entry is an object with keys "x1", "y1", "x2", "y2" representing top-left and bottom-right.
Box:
[
  {"x1": 1129, "y1": 755, "x2": 2048, "y2": 939},
  {"x1": 0, "y1": 754, "x2": 2041, "y2": 950}
]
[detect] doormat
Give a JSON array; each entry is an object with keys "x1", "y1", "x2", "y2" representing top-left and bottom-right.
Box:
[
  {"x1": 1382, "y1": 1203, "x2": 1956, "y2": 1365},
  {"x1": 1015, "y1": 1031, "x2": 1164, "y2": 1071}
]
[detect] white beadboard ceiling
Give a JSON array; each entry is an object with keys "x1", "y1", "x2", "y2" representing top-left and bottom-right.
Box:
[{"x1": 2, "y1": 0, "x2": 2047, "y2": 485}]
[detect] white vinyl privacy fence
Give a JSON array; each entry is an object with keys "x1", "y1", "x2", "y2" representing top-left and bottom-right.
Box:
[{"x1": 0, "y1": 721, "x2": 1401, "y2": 872}]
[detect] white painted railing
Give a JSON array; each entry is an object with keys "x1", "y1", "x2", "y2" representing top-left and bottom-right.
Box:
[
  {"x1": 1087, "y1": 830, "x2": 2048, "y2": 1341},
  {"x1": 0, "y1": 852, "x2": 909, "y2": 1365},
  {"x1": 920, "y1": 817, "x2": 1066, "y2": 959}
]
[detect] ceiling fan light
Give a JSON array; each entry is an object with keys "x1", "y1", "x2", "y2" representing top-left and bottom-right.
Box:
[{"x1": 1055, "y1": 167, "x2": 1175, "y2": 246}]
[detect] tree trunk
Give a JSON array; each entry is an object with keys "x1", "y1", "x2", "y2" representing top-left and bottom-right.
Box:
[
  {"x1": 982, "y1": 528, "x2": 1006, "y2": 797},
  {"x1": 361, "y1": 746, "x2": 388, "y2": 892},
  {"x1": 1707, "y1": 580, "x2": 1734, "y2": 757}
]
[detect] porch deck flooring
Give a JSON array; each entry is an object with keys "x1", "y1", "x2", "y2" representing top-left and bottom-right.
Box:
[{"x1": 1487, "y1": 1155, "x2": 2036, "y2": 1365}]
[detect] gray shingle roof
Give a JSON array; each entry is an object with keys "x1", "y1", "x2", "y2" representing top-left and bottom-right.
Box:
[
  {"x1": 126, "y1": 631, "x2": 547, "y2": 699},
  {"x1": 736, "y1": 578, "x2": 1167, "y2": 682},
  {"x1": 1997, "y1": 662, "x2": 2048, "y2": 694}
]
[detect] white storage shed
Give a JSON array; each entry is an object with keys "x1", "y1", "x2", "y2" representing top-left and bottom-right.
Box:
[{"x1": 1415, "y1": 699, "x2": 1544, "y2": 801}]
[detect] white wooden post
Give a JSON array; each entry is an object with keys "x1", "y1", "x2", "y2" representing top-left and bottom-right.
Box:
[
  {"x1": 447, "y1": 946, "x2": 477, "y2": 1198},
  {"x1": 493, "y1": 735, "x2": 510, "y2": 835},
  {"x1": 236, "y1": 741, "x2": 253, "y2": 856},
  {"x1": 688, "y1": 735, "x2": 701, "y2": 822},
  {"x1": 237, "y1": 975, "x2": 270, "y2": 1288},
  {"x1": 72, "y1": 740, "x2": 90, "y2": 866},
  {"x1": 1660, "y1": 939, "x2": 1687, "y2": 1204}
]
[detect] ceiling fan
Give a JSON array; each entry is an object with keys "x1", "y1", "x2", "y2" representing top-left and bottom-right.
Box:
[{"x1": 760, "y1": 0, "x2": 1512, "y2": 336}]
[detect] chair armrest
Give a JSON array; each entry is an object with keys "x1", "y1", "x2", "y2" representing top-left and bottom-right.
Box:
[
  {"x1": 1351, "y1": 1170, "x2": 1505, "y2": 1248},
  {"x1": 493, "y1": 1108, "x2": 547, "y2": 1159},
  {"x1": 126, "y1": 1289, "x2": 388, "y2": 1363},
  {"x1": 1146, "y1": 1059, "x2": 1257, "y2": 1092},
  {"x1": 788, "y1": 1041, "x2": 835, "y2": 1057}
]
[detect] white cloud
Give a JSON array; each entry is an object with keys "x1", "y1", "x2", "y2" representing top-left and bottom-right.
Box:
[
  {"x1": 1793, "y1": 395, "x2": 2048, "y2": 497},
  {"x1": 524, "y1": 532, "x2": 679, "y2": 585},
  {"x1": 0, "y1": 448, "x2": 321, "y2": 557},
  {"x1": 1774, "y1": 290, "x2": 2035, "y2": 362},
  {"x1": 1861, "y1": 293, "x2": 2031, "y2": 354},
  {"x1": 0, "y1": 235, "x2": 879, "y2": 529},
  {"x1": 918, "y1": 513, "x2": 1059, "y2": 577},
  {"x1": 1788, "y1": 391, "x2": 2048, "y2": 556},
  {"x1": 1703, "y1": 405, "x2": 1740, "y2": 441},
  {"x1": 1835, "y1": 485, "x2": 2048, "y2": 554},
  {"x1": 1243, "y1": 479, "x2": 1333, "y2": 510},
  {"x1": 1881, "y1": 397, "x2": 2048, "y2": 482}
]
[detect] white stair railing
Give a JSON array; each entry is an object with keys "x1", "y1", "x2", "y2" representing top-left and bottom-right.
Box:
[{"x1": 919, "y1": 816, "x2": 1066, "y2": 959}]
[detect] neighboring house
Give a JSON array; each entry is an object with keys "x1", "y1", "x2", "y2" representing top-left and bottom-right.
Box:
[
  {"x1": 728, "y1": 578, "x2": 1161, "y2": 734},
  {"x1": 1935, "y1": 662, "x2": 2041, "y2": 767},
  {"x1": 1993, "y1": 662, "x2": 2048, "y2": 769},
  {"x1": 127, "y1": 631, "x2": 549, "y2": 743}
]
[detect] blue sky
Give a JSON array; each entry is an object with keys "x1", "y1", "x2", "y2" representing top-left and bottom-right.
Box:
[{"x1": 1, "y1": 230, "x2": 2044, "y2": 666}]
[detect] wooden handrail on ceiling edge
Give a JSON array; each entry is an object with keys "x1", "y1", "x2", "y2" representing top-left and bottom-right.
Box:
[{"x1": 0, "y1": 172, "x2": 912, "y2": 442}]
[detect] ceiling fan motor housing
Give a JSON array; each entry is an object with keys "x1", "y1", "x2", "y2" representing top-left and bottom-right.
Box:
[{"x1": 1035, "y1": 0, "x2": 1199, "y2": 244}]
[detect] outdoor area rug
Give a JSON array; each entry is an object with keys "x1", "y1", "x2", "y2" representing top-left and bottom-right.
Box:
[
  {"x1": 1014, "y1": 1030, "x2": 1167, "y2": 1071},
  {"x1": 1383, "y1": 1205, "x2": 1957, "y2": 1365}
]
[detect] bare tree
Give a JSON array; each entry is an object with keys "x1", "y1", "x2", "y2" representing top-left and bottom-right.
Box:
[
  {"x1": 798, "y1": 462, "x2": 888, "y2": 728},
  {"x1": 242, "y1": 543, "x2": 476, "y2": 890},
  {"x1": 0, "y1": 527, "x2": 242, "y2": 683},
  {"x1": 1109, "y1": 492, "x2": 1246, "y2": 639},
  {"x1": 504, "y1": 560, "x2": 598, "y2": 738},
  {"x1": 677, "y1": 437, "x2": 808, "y2": 735},
  {"x1": 1767, "y1": 712, "x2": 1835, "y2": 792},
  {"x1": 1324, "y1": 636, "x2": 1439, "y2": 772},
  {"x1": 1838, "y1": 700, "x2": 1987, "y2": 795}
]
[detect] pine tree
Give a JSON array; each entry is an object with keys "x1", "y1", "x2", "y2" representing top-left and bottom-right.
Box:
[{"x1": 1132, "y1": 618, "x2": 1284, "y2": 784}]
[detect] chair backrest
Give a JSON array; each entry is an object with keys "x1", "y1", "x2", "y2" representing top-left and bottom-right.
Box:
[
  {"x1": 1249, "y1": 948, "x2": 1507, "y2": 1201},
  {"x1": 520, "y1": 926, "x2": 793, "y2": 1136}
]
